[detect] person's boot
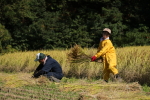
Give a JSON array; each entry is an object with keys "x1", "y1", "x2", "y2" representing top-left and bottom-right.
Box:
[
  {"x1": 110, "y1": 73, "x2": 120, "y2": 82},
  {"x1": 104, "y1": 80, "x2": 108, "y2": 83},
  {"x1": 49, "y1": 76, "x2": 61, "y2": 83},
  {"x1": 113, "y1": 74, "x2": 123, "y2": 82},
  {"x1": 114, "y1": 74, "x2": 119, "y2": 79}
]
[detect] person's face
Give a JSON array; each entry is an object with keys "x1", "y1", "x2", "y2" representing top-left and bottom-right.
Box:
[
  {"x1": 102, "y1": 31, "x2": 110, "y2": 39},
  {"x1": 39, "y1": 59, "x2": 45, "y2": 64}
]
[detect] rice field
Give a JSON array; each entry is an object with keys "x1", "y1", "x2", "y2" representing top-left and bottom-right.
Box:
[
  {"x1": 0, "y1": 46, "x2": 150, "y2": 85},
  {"x1": 0, "y1": 45, "x2": 150, "y2": 100}
]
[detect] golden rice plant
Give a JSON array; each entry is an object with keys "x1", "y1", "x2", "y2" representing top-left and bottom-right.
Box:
[
  {"x1": 116, "y1": 46, "x2": 150, "y2": 84},
  {"x1": 0, "y1": 46, "x2": 150, "y2": 84}
]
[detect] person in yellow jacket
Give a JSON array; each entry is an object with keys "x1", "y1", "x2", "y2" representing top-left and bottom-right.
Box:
[{"x1": 91, "y1": 28, "x2": 119, "y2": 82}]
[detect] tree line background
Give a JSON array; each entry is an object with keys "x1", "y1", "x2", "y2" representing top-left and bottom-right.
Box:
[{"x1": 0, "y1": 0, "x2": 150, "y2": 53}]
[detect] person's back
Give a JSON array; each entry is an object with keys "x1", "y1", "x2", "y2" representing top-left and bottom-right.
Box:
[{"x1": 42, "y1": 56, "x2": 63, "y2": 80}]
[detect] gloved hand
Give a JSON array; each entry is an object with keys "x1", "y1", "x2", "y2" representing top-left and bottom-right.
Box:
[{"x1": 91, "y1": 56, "x2": 96, "y2": 61}]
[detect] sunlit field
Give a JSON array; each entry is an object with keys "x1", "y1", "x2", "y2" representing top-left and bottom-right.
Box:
[
  {"x1": 0, "y1": 46, "x2": 150, "y2": 99},
  {"x1": 0, "y1": 46, "x2": 150, "y2": 84},
  {"x1": 0, "y1": 46, "x2": 150, "y2": 85}
]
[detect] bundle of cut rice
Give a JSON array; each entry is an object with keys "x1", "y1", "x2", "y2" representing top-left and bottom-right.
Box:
[{"x1": 67, "y1": 44, "x2": 102, "y2": 63}]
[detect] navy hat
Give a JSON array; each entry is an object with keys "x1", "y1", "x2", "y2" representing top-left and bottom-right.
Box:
[{"x1": 34, "y1": 53, "x2": 46, "y2": 61}]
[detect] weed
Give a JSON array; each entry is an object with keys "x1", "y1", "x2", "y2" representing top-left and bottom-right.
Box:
[{"x1": 142, "y1": 84, "x2": 150, "y2": 92}]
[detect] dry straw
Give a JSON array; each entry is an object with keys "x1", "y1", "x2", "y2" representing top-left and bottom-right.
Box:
[
  {"x1": 67, "y1": 44, "x2": 103, "y2": 63},
  {"x1": 67, "y1": 44, "x2": 91, "y2": 63}
]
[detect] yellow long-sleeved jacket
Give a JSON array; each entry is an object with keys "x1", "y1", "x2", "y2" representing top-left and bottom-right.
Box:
[{"x1": 94, "y1": 39, "x2": 117, "y2": 66}]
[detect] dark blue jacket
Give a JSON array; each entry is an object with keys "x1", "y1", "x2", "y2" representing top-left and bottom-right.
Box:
[{"x1": 33, "y1": 56, "x2": 63, "y2": 79}]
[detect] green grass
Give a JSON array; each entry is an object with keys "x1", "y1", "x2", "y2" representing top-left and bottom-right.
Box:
[
  {"x1": 142, "y1": 84, "x2": 150, "y2": 92},
  {"x1": 61, "y1": 77, "x2": 79, "y2": 83}
]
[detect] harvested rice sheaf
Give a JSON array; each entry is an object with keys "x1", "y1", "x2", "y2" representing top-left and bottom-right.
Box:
[
  {"x1": 67, "y1": 44, "x2": 103, "y2": 63},
  {"x1": 67, "y1": 44, "x2": 91, "y2": 63}
]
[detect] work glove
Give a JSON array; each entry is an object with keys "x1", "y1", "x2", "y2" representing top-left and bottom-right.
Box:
[{"x1": 91, "y1": 56, "x2": 96, "y2": 61}]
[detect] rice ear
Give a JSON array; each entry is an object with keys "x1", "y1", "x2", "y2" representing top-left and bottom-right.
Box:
[
  {"x1": 67, "y1": 44, "x2": 91, "y2": 63},
  {"x1": 67, "y1": 44, "x2": 103, "y2": 63}
]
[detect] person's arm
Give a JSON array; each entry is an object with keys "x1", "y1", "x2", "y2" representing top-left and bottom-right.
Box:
[
  {"x1": 41, "y1": 62, "x2": 53, "y2": 72},
  {"x1": 33, "y1": 64, "x2": 43, "y2": 77},
  {"x1": 33, "y1": 58, "x2": 54, "y2": 78},
  {"x1": 33, "y1": 62, "x2": 54, "y2": 78},
  {"x1": 33, "y1": 70, "x2": 45, "y2": 78},
  {"x1": 95, "y1": 41, "x2": 111, "y2": 58}
]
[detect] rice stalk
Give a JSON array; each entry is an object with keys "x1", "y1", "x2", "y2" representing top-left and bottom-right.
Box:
[
  {"x1": 67, "y1": 44, "x2": 103, "y2": 63},
  {"x1": 67, "y1": 44, "x2": 91, "y2": 63}
]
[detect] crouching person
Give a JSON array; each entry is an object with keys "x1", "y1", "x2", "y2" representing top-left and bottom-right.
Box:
[{"x1": 32, "y1": 53, "x2": 63, "y2": 82}]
